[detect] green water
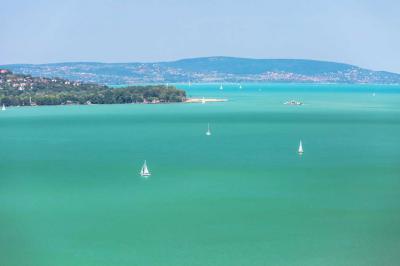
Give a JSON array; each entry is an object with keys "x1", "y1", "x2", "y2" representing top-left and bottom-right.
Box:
[{"x1": 1, "y1": 84, "x2": 400, "y2": 266}]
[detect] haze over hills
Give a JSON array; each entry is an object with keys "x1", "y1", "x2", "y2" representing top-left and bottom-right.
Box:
[{"x1": 2, "y1": 57, "x2": 400, "y2": 85}]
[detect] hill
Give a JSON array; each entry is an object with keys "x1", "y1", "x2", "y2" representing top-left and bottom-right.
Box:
[{"x1": 2, "y1": 57, "x2": 400, "y2": 84}]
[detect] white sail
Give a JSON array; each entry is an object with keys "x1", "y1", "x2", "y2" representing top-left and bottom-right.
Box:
[
  {"x1": 201, "y1": 97, "x2": 206, "y2": 104},
  {"x1": 206, "y1": 123, "x2": 211, "y2": 136},
  {"x1": 298, "y1": 140, "x2": 304, "y2": 154},
  {"x1": 219, "y1": 84, "x2": 223, "y2": 90},
  {"x1": 1, "y1": 104, "x2": 5, "y2": 111},
  {"x1": 140, "y1": 160, "x2": 151, "y2": 177},
  {"x1": 239, "y1": 84, "x2": 242, "y2": 89}
]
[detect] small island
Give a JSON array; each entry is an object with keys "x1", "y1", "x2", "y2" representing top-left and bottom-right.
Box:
[
  {"x1": 0, "y1": 69, "x2": 186, "y2": 106},
  {"x1": 284, "y1": 100, "x2": 303, "y2": 106}
]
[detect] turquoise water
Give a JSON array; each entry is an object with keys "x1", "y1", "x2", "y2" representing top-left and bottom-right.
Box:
[{"x1": 1, "y1": 84, "x2": 400, "y2": 266}]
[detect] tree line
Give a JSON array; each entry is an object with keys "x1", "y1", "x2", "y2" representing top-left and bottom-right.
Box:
[{"x1": 0, "y1": 70, "x2": 186, "y2": 106}]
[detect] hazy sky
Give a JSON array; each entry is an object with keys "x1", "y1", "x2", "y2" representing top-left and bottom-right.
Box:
[{"x1": 1, "y1": 0, "x2": 400, "y2": 72}]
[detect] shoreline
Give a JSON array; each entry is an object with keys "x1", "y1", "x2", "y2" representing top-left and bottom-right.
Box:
[
  {"x1": 1, "y1": 98, "x2": 229, "y2": 108},
  {"x1": 1, "y1": 101, "x2": 185, "y2": 108}
]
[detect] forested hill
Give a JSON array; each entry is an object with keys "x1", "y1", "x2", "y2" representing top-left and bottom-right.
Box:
[
  {"x1": 0, "y1": 69, "x2": 186, "y2": 106},
  {"x1": 2, "y1": 57, "x2": 400, "y2": 84}
]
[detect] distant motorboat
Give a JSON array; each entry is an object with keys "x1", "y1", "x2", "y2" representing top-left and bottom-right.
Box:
[
  {"x1": 298, "y1": 140, "x2": 304, "y2": 155},
  {"x1": 1, "y1": 104, "x2": 5, "y2": 111},
  {"x1": 140, "y1": 160, "x2": 151, "y2": 177},
  {"x1": 206, "y1": 123, "x2": 211, "y2": 136}
]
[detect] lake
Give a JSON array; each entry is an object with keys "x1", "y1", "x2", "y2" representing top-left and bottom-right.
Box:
[{"x1": 1, "y1": 83, "x2": 400, "y2": 266}]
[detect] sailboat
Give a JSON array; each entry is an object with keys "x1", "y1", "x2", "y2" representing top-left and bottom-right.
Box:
[
  {"x1": 239, "y1": 84, "x2": 242, "y2": 89},
  {"x1": 140, "y1": 160, "x2": 151, "y2": 177},
  {"x1": 1, "y1": 104, "x2": 5, "y2": 111},
  {"x1": 298, "y1": 140, "x2": 304, "y2": 155},
  {"x1": 372, "y1": 92, "x2": 376, "y2": 97},
  {"x1": 201, "y1": 97, "x2": 206, "y2": 104},
  {"x1": 219, "y1": 84, "x2": 223, "y2": 90},
  {"x1": 206, "y1": 123, "x2": 211, "y2": 136}
]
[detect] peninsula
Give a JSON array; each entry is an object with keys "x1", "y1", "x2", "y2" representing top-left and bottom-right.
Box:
[
  {"x1": 185, "y1": 97, "x2": 228, "y2": 103},
  {"x1": 0, "y1": 69, "x2": 186, "y2": 106}
]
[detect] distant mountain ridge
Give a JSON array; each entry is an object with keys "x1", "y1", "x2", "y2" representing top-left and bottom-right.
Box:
[{"x1": 2, "y1": 57, "x2": 400, "y2": 85}]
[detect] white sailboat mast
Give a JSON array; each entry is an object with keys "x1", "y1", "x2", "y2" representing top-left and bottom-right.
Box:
[{"x1": 298, "y1": 140, "x2": 303, "y2": 154}]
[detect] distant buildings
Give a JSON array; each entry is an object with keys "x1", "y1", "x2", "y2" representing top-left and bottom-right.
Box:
[
  {"x1": 2, "y1": 58, "x2": 400, "y2": 85},
  {"x1": 0, "y1": 69, "x2": 11, "y2": 74}
]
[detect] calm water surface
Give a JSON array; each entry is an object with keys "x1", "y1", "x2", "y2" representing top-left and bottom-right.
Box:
[{"x1": 1, "y1": 84, "x2": 400, "y2": 266}]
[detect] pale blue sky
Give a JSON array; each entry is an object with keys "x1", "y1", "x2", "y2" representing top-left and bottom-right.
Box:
[{"x1": 1, "y1": 0, "x2": 400, "y2": 72}]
